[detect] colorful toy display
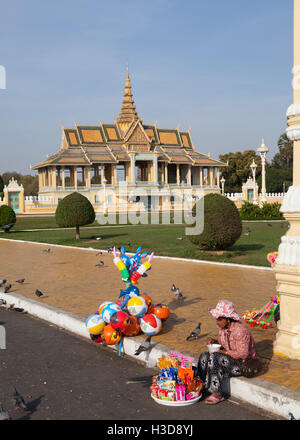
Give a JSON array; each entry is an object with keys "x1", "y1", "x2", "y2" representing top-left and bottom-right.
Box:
[
  {"x1": 243, "y1": 251, "x2": 280, "y2": 329},
  {"x1": 86, "y1": 245, "x2": 170, "y2": 354},
  {"x1": 151, "y1": 352, "x2": 203, "y2": 403}
]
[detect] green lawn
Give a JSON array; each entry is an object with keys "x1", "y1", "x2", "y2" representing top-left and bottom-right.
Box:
[
  {"x1": 13, "y1": 213, "x2": 185, "y2": 230},
  {"x1": 1, "y1": 217, "x2": 288, "y2": 267}
]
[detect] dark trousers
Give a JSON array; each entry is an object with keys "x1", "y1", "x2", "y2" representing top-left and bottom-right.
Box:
[{"x1": 196, "y1": 351, "x2": 242, "y2": 396}]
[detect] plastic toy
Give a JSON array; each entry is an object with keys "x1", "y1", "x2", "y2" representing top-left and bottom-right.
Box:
[
  {"x1": 244, "y1": 251, "x2": 280, "y2": 329},
  {"x1": 140, "y1": 313, "x2": 162, "y2": 336},
  {"x1": 103, "y1": 324, "x2": 122, "y2": 345},
  {"x1": 85, "y1": 313, "x2": 106, "y2": 335},
  {"x1": 153, "y1": 304, "x2": 170, "y2": 321},
  {"x1": 110, "y1": 311, "x2": 131, "y2": 332},
  {"x1": 140, "y1": 293, "x2": 154, "y2": 313},
  {"x1": 127, "y1": 296, "x2": 147, "y2": 318},
  {"x1": 102, "y1": 302, "x2": 121, "y2": 323}
]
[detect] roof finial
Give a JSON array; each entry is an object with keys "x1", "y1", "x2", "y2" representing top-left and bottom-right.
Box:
[{"x1": 117, "y1": 63, "x2": 141, "y2": 127}]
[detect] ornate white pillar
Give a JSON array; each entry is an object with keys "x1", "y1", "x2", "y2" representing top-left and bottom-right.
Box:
[
  {"x1": 62, "y1": 167, "x2": 65, "y2": 189},
  {"x1": 165, "y1": 163, "x2": 168, "y2": 184},
  {"x1": 130, "y1": 154, "x2": 136, "y2": 184},
  {"x1": 273, "y1": 0, "x2": 300, "y2": 359},
  {"x1": 176, "y1": 164, "x2": 180, "y2": 185},
  {"x1": 74, "y1": 167, "x2": 78, "y2": 189},
  {"x1": 153, "y1": 155, "x2": 158, "y2": 184}
]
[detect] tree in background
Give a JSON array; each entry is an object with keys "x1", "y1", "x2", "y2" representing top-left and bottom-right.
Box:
[
  {"x1": 272, "y1": 133, "x2": 293, "y2": 169},
  {"x1": 1, "y1": 171, "x2": 38, "y2": 196},
  {"x1": 20, "y1": 175, "x2": 38, "y2": 196},
  {"x1": 218, "y1": 150, "x2": 263, "y2": 193},
  {"x1": 2, "y1": 171, "x2": 22, "y2": 186},
  {"x1": 55, "y1": 192, "x2": 95, "y2": 240}
]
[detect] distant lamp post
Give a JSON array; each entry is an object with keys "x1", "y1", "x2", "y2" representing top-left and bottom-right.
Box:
[
  {"x1": 257, "y1": 139, "x2": 269, "y2": 204},
  {"x1": 220, "y1": 176, "x2": 225, "y2": 195},
  {"x1": 250, "y1": 160, "x2": 258, "y2": 205}
]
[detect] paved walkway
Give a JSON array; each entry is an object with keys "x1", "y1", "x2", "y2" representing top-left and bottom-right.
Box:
[{"x1": 1, "y1": 239, "x2": 299, "y2": 392}]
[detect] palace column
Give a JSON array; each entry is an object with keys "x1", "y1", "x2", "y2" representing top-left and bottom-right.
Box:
[
  {"x1": 52, "y1": 167, "x2": 57, "y2": 189},
  {"x1": 86, "y1": 166, "x2": 91, "y2": 187},
  {"x1": 38, "y1": 170, "x2": 43, "y2": 190},
  {"x1": 130, "y1": 154, "x2": 136, "y2": 184},
  {"x1": 273, "y1": 0, "x2": 300, "y2": 359},
  {"x1": 153, "y1": 155, "x2": 158, "y2": 184},
  {"x1": 200, "y1": 167, "x2": 203, "y2": 187},
  {"x1": 62, "y1": 167, "x2": 65, "y2": 189},
  {"x1": 165, "y1": 163, "x2": 168, "y2": 184},
  {"x1": 187, "y1": 165, "x2": 192, "y2": 186},
  {"x1": 101, "y1": 165, "x2": 105, "y2": 184},
  {"x1": 176, "y1": 164, "x2": 180, "y2": 185},
  {"x1": 113, "y1": 164, "x2": 118, "y2": 185},
  {"x1": 217, "y1": 168, "x2": 220, "y2": 188},
  {"x1": 209, "y1": 167, "x2": 214, "y2": 186}
]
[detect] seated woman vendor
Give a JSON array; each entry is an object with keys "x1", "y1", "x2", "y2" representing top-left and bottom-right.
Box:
[{"x1": 196, "y1": 300, "x2": 256, "y2": 405}]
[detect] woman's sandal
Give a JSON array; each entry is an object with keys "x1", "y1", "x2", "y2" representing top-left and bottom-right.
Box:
[{"x1": 204, "y1": 394, "x2": 225, "y2": 405}]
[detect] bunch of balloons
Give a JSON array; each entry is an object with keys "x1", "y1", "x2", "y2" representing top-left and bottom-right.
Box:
[{"x1": 86, "y1": 246, "x2": 170, "y2": 348}]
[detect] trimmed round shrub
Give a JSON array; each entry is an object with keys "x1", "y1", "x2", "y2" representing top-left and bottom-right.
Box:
[
  {"x1": 0, "y1": 204, "x2": 16, "y2": 233},
  {"x1": 189, "y1": 193, "x2": 242, "y2": 250},
  {"x1": 55, "y1": 192, "x2": 95, "y2": 239}
]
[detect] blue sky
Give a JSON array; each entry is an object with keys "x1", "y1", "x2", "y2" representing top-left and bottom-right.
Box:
[{"x1": 0, "y1": 0, "x2": 293, "y2": 174}]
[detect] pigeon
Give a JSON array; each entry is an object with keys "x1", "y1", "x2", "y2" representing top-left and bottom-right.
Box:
[
  {"x1": 96, "y1": 237, "x2": 102, "y2": 241},
  {"x1": 0, "y1": 403, "x2": 12, "y2": 420},
  {"x1": 12, "y1": 387, "x2": 29, "y2": 411},
  {"x1": 35, "y1": 289, "x2": 43, "y2": 297},
  {"x1": 134, "y1": 335, "x2": 152, "y2": 356},
  {"x1": 174, "y1": 288, "x2": 183, "y2": 300},
  {"x1": 177, "y1": 237, "x2": 183, "y2": 240},
  {"x1": 267, "y1": 223, "x2": 272, "y2": 227},
  {"x1": 95, "y1": 261, "x2": 104, "y2": 267},
  {"x1": 0, "y1": 299, "x2": 7, "y2": 306},
  {"x1": 288, "y1": 412, "x2": 300, "y2": 420},
  {"x1": 43, "y1": 248, "x2": 51, "y2": 253},
  {"x1": 106, "y1": 247, "x2": 113, "y2": 253},
  {"x1": 4, "y1": 284, "x2": 12, "y2": 293},
  {"x1": 16, "y1": 279, "x2": 25, "y2": 284},
  {"x1": 171, "y1": 284, "x2": 177, "y2": 292},
  {"x1": 244, "y1": 232, "x2": 250, "y2": 236},
  {"x1": 186, "y1": 323, "x2": 202, "y2": 341},
  {"x1": 0, "y1": 279, "x2": 7, "y2": 286},
  {"x1": 96, "y1": 252, "x2": 103, "y2": 256}
]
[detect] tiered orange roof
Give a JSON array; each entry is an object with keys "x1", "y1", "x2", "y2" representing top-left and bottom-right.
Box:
[{"x1": 33, "y1": 66, "x2": 226, "y2": 170}]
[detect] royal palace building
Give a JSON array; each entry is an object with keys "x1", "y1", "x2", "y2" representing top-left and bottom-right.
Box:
[{"x1": 30, "y1": 67, "x2": 226, "y2": 213}]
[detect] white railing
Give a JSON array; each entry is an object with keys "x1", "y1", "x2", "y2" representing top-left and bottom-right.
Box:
[
  {"x1": 225, "y1": 192, "x2": 284, "y2": 200},
  {"x1": 25, "y1": 196, "x2": 55, "y2": 203}
]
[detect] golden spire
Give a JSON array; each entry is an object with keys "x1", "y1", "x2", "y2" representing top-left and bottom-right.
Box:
[{"x1": 117, "y1": 64, "x2": 141, "y2": 131}]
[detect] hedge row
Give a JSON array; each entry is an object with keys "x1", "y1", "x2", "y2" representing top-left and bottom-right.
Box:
[{"x1": 239, "y1": 202, "x2": 283, "y2": 220}]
